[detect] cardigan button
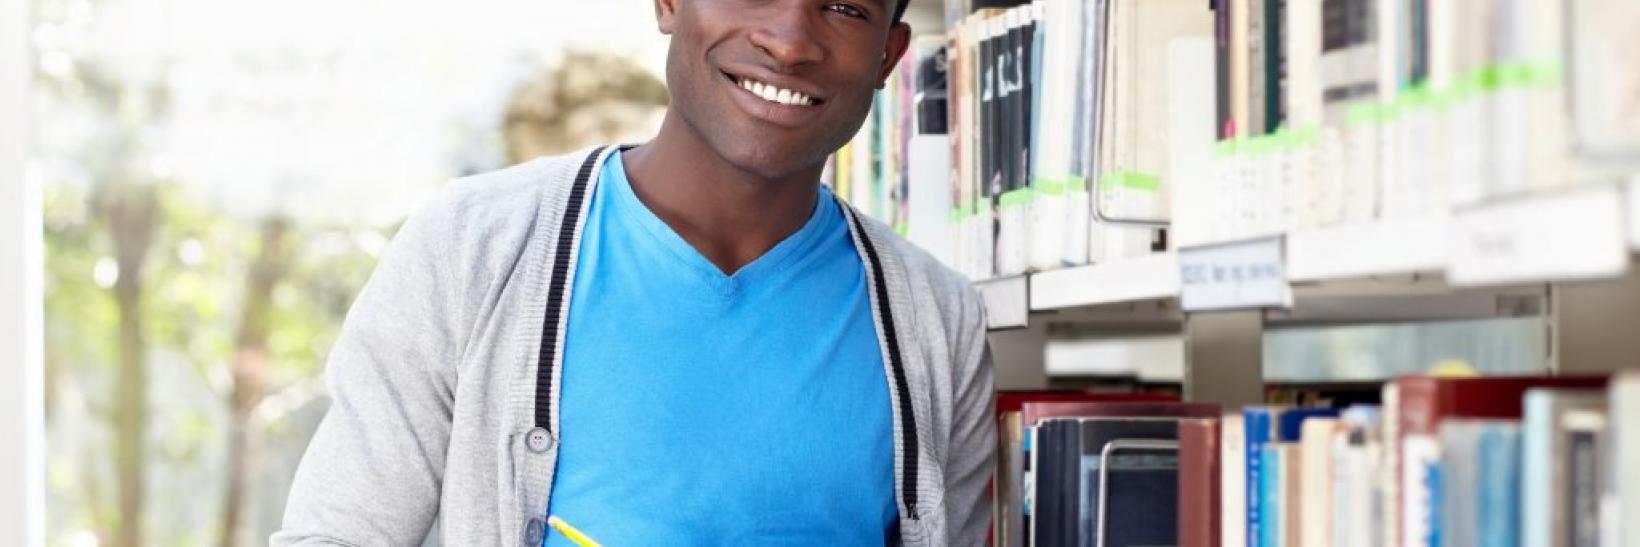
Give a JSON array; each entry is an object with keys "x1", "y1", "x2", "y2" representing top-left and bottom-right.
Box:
[
  {"x1": 523, "y1": 517, "x2": 546, "y2": 545},
  {"x1": 525, "y1": 427, "x2": 554, "y2": 453}
]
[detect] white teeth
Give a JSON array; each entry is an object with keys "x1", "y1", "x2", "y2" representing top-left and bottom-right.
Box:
[{"x1": 736, "y1": 76, "x2": 814, "y2": 107}]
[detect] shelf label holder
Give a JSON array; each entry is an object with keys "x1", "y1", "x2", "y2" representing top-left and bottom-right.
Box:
[{"x1": 1179, "y1": 235, "x2": 1293, "y2": 312}]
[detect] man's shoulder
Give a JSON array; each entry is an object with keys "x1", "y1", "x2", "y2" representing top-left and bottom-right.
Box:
[
  {"x1": 388, "y1": 148, "x2": 607, "y2": 282},
  {"x1": 845, "y1": 208, "x2": 984, "y2": 327},
  {"x1": 440, "y1": 148, "x2": 603, "y2": 219}
]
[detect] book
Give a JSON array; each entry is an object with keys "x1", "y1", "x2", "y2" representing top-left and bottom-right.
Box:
[
  {"x1": 1228, "y1": 0, "x2": 1251, "y2": 138},
  {"x1": 1613, "y1": 373, "x2": 1640, "y2": 547},
  {"x1": 1245, "y1": 406, "x2": 1336, "y2": 547},
  {"x1": 1395, "y1": 375, "x2": 1608, "y2": 547},
  {"x1": 1076, "y1": 417, "x2": 1182, "y2": 547},
  {"x1": 1179, "y1": 418, "x2": 1221, "y2": 547},
  {"x1": 1563, "y1": 408, "x2": 1606, "y2": 547},
  {"x1": 1332, "y1": 405, "x2": 1382, "y2": 547},
  {"x1": 1256, "y1": 443, "x2": 1301, "y2": 547},
  {"x1": 1299, "y1": 417, "x2": 1340, "y2": 547},
  {"x1": 1244, "y1": 406, "x2": 1277, "y2": 547},
  {"x1": 1263, "y1": 0, "x2": 1286, "y2": 134},
  {"x1": 1521, "y1": 389, "x2": 1607, "y2": 547},
  {"x1": 1022, "y1": 401, "x2": 1218, "y2": 429},
  {"x1": 1222, "y1": 413, "x2": 1249, "y2": 547},
  {"x1": 1438, "y1": 419, "x2": 1523, "y2": 547},
  {"x1": 1019, "y1": 398, "x2": 1209, "y2": 546},
  {"x1": 1214, "y1": 0, "x2": 1233, "y2": 139},
  {"x1": 998, "y1": 411, "x2": 1027, "y2": 547},
  {"x1": 1566, "y1": 0, "x2": 1640, "y2": 160},
  {"x1": 1246, "y1": 0, "x2": 1266, "y2": 136},
  {"x1": 1381, "y1": 383, "x2": 1401, "y2": 547}
]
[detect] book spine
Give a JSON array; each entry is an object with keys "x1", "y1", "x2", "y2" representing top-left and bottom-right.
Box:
[
  {"x1": 1024, "y1": 423, "x2": 1037, "y2": 547},
  {"x1": 1180, "y1": 419, "x2": 1222, "y2": 547},
  {"x1": 1259, "y1": 444, "x2": 1284, "y2": 547},
  {"x1": 1247, "y1": 0, "x2": 1266, "y2": 136},
  {"x1": 1281, "y1": 444, "x2": 1302, "y2": 547},
  {"x1": 1264, "y1": 0, "x2": 1285, "y2": 133},
  {"x1": 1477, "y1": 425, "x2": 1522, "y2": 547},
  {"x1": 1215, "y1": 0, "x2": 1232, "y2": 139},
  {"x1": 1396, "y1": 378, "x2": 1439, "y2": 547},
  {"x1": 1520, "y1": 392, "x2": 1555, "y2": 547},
  {"x1": 1566, "y1": 411, "x2": 1606, "y2": 547},
  {"x1": 1245, "y1": 408, "x2": 1276, "y2": 547},
  {"x1": 1300, "y1": 418, "x2": 1338, "y2": 547},
  {"x1": 1381, "y1": 384, "x2": 1402, "y2": 547},
  {"x1": 1223, "y1": 414, "x2": 1248, "y2": 547},
  {"x1": 1617, "y1": 375, "x2": 1640, "y2": 547}
]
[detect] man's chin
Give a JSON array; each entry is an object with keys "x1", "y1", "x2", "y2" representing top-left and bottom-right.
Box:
[{"x1": 719, "y1": 139, "x2": 827, "y2": 182}]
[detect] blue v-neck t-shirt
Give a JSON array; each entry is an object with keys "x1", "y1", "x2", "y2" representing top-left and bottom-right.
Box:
[{"x1": 542, "y1": 151, "x2": 897, "y2": 546}]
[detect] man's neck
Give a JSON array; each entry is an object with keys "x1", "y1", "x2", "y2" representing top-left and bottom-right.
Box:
[{"x1": 622, "y1": 112, "x2": 826, "y2": 276}]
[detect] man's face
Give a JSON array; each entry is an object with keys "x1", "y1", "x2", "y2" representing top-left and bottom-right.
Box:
[{"x1": 655, "y1": 0, "x2": 911, "y2": 179}]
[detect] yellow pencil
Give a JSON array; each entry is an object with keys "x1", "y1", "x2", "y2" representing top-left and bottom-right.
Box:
[{"x1": 546, "y1": 515, "x2": 603, "y2": 547}]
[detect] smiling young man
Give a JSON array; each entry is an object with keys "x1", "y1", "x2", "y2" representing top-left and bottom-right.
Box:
[{"x1": 273, "y1": 0, "x2": 994, "y2": 546}]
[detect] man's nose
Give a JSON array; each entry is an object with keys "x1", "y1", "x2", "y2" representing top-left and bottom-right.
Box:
[{"x1": 747, "y1": 5, "x2": 826, "y2": 69}]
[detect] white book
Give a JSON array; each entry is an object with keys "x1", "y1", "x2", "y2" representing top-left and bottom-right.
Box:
[
  {"x1": 1381, "y1": 384, "x2": 1402, "y2": 547},
  {"x1": 1567, "y1": 0, "x2": 1640, "y2": 160},
  {"x1": 905, "y1": 136, "x2": 952, "y2": 268},
  {"x1": 1026, "y1": 0, "x2": 1065, "y2": 273},
  {"x1": 1222, "y1": 413, "x2": 1248, "y2": 547},
  {"x1": 1300, "y1": 418, "x2": 1340, "y2": 547},
  {"x1": 1615, "y1": 373, "x2": 1640, "y2": 547},
  {"x1": 1167, "y1": 37, "x2": 1215, "y2": 246},
  {"x1": 1332, "y1": 409, "x2": 1382, "y2": 547}
]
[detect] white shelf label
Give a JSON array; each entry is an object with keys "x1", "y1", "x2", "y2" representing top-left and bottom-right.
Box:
[
  {"x1": 975, "y1": 275, "x2": 1029, "y2": 330},
  {"x1": 1449, "y1": 184, "x2": 1629, "y2": 287},
  {"x1": 1179, "y1": 236, "x2": 1292, "y2": 312}
]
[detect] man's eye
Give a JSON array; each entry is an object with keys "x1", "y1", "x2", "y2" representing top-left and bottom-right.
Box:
[{"x1": 824, "y1": 2, "x2": 868, "y2": 19}]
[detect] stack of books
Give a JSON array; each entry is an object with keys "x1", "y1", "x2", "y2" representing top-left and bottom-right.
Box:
[{"x1": 995, "y1": 372, "x2": 1640, "y2": 547}]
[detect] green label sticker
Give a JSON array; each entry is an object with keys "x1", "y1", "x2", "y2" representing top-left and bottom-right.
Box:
[
  {"x1": 1034, "y1": 177, "x2": 1067, "y2": 196},
  {"x1": 1101, "y1": 171, "x2": 1161, "y2": 192},
  {"x1": 999, "y1": 187, "x2": 1035, "y2": 208},
  {"x1": 1066, "y1": 175, "x2": 1088, "y2": 192}
]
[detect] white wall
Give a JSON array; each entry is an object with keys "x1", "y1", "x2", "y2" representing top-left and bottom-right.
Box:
[{"x1": 1, "y1": 0, "x2": 46, "y2": 541}]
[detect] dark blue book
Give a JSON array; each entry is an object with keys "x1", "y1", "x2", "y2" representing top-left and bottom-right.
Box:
[
  {"x1": 1276, "y1": 407, "x2": 1341, "y2": 441},
  {"x1": 1076, "y1": 418, "x2": 1181, "y2": 547}
]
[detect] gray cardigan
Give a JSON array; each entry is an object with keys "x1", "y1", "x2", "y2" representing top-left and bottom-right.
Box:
[{"x1": 272, "y1": 146, "x2": 995, "y2": 547}]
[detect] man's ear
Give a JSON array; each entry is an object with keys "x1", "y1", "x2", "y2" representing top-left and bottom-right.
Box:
[
  {"x1": 655, "y1": 0, "x2": 679, "y2": 34},
  {"x1": 876, "y1": 22, "x2": 913, "y2": 88}
]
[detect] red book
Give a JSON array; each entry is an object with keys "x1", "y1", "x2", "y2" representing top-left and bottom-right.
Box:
[
  {"x1": 995, "y1": 390, "x2": 1176, "y2": 418},
  {"x1": 1396, "y1": 375, "x2": 1609, "y2": 437},
  {"x1": 1022, "y1": 401, "x2": 1219, "y2": 428},
  {"x1": 1178, "y1": 418, "x2": 1221, "y2": 547},
  {"x1": 1394, "y1": 375, "x2": 1607, "y2": 547}
]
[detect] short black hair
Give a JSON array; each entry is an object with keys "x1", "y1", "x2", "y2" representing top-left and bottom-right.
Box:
[{"x1": 893, "y1": 0, "x2": 910, "y2": 23}]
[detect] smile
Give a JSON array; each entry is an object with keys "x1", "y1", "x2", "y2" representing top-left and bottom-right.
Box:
[{"x1": 724, "y1": 72, "x2": 821, "y2": 107}]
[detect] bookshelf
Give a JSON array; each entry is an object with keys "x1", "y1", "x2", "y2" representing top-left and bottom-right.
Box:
[
  {"x1": 866, "y1": 0, "x2": 1640, "y2": 401},
  {"x1": 879, "y1": 3, "x2": 1640, "y2": 547}
]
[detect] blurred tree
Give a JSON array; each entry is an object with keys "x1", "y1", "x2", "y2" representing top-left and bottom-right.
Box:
[
  {"x1": 503, "y1": 50, "x2": 669, "y2": 163},
  {"x1": 43, "y1": 56, "x2": 174, "y2": 547},
  {"x1": 218, "y1": 217, "x2": 291, "y2": 547}
]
